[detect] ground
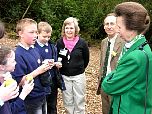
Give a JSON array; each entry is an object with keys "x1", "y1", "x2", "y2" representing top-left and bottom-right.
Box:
[{"x1": 0, "y1": 37, "x2": 102, "y2": 114}]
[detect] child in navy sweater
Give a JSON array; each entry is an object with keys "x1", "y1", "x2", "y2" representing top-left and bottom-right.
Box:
[
  {"x1": 0, "y1": 21, "x2": 34, "y2": 114},
  {"x1": 35, "y1": 21, "x2": 64, "y2": 114},
  {"x1": 0, "y1": 45, "x2": 34, "y2": 114},
  {"x1": 11, "y1": 18, "x2": 52, "y2": 114}
]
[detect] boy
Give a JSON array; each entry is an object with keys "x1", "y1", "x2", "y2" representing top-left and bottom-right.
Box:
[
  {"x1": 11, "y1": 18, "x2": 52, "y2": 114},
  {"x1": 35, "y1": 21, "x2": 64, "y2": 114}
]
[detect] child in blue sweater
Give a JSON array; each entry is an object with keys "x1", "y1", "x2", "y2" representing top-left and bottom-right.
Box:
[
  {"x1": 11, "y1": 18, "x2": 52, "y2": 114},
  {"x1": 35, "y1": 21, "x2": 64, "y2": 114},
  {"x1": 0, "y1": 45, "x2": 34, "y2": 114}
]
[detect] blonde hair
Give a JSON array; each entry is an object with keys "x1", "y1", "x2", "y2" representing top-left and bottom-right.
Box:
[
  {"x1": 38, "y1": 21, "x2": 52, "y2": 33},
  {"x1": 61, "y1": 17, "x2": 80, "y2": 37},
  {"x1": 16, "y1": 18, "x2": 37, "y2": 34}
]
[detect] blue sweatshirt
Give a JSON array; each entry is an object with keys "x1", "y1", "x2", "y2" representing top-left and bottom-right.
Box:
[
  {"x1": 35, "y1": 41, "x2": 57, "y2": 78},
  {"x1": 34, "y1": 41, "x2": 57, "y2": 94},
  {"x1": 0, "y1": 102, "x2": 12, "y2": 114},
  {"x1": 11, "y1": 46, "x2": 46, "y2": 102}
]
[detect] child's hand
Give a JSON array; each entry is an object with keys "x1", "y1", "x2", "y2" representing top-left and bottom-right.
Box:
[
  {"x1": 42, "y1": 59, "x2": 55, "y2": 69},
  {"x1": 55, "y1": 62, "x2": 62, "y2": 69},
  {"x1": 19, "y1": 80, "x2": 34, "y2": 100},
  {"x1": 0, "y1": 81, "x2": 19, "y2": 102},
  {"x1": 37, "y1": 62, "x2": 53, "y2": 74},
  {"x1": 29, "y1": 60, "x2": 55, "y2": 78}
]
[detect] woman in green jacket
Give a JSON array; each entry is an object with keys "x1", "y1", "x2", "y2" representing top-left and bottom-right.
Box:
[{"x1": 102, "y1": 2, "x2": 152, "y2": 114}]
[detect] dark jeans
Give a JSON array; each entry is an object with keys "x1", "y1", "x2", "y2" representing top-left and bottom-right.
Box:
[
  {"x1": 25, "y1": 97, "x2": 47, "y2": 114},
  {"x1": 47, "y1": 77, "x2": 58, "y2": 114}
]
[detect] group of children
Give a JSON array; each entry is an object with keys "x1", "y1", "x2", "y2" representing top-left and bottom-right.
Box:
[{"x1": 0, "y1": 18, "x2": 63, "y2": 114}]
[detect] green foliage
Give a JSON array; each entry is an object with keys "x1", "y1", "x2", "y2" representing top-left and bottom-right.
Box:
[{"x1": 0, "y1": 0, "x2": 152, "y2": 44}]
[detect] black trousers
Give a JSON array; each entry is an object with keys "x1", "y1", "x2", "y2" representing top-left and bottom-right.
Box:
[{"x1": 47, "y1": 77, "x2": 58, "y2": 114}]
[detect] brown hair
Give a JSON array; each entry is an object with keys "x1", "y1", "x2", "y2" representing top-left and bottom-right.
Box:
[
  {"x1": 0, "y1": 21, "x2": 5, "y2": 38},
  {"x1": 16, "y1": 18, "x2": 37, "y2": 34},
  {"x1": 38, "y1": 21, "x2": 52, "y2": 33},
  {"x1": 61, "y1": 17, "x2": 80, "y2": 37},
  {"x1": 114, "y1": 2, "x2": 150, "y2": 34},
  {"x1": 0, "y1": 46, "x2": 12, "y2": 65}
]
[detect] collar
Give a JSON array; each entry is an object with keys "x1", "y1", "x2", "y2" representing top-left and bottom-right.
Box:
[
  {"x1": 125, "y1": 34, "x2": 144, "y2": 49},
  {"x1": 18, "y1": 43, "x2": 34, "y2": 50},
  {"x1": 36, "y1": 40, "x2": 48, "y2": 47},
  {"x1": 108, "y1": 34, "x2": 118, "y2": 43}
]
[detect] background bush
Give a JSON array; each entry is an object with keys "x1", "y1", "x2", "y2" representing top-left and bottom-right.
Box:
[{"x1": 0, "y1": 0, "x2": 152, "y2": 45}]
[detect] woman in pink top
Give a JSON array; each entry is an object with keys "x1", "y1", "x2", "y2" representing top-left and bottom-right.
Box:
[{"x1": 56, "y1": 17, "x2": 89, "y2": 114}]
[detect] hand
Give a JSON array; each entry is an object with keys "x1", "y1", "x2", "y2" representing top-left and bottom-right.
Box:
[
  {"x1": 55, "y1": 62, "x2": 62, "y2": 69},
  {"x1": 43, "y1": 59, "x2": 55, "y2": 69},
  {"x1": 28, "y1": 60, "x2": 55, "y2": 78},
  {"x1": 0, "y1": 81, "x2": 19, "y2": 102},
  {"x1": 19, "y1": 80, "x2": 34, "y2": 100},
  {"x1": 37, "y1": 62, "x2": 53, "y2": 74}
]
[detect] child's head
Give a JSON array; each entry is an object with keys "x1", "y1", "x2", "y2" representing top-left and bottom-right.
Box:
[
  {"x1": 0, "y1": 46, "x2": 16, "y2": 81},
  {"x1": 37, "y1": 21, "x2": 52, "y2": 44},
  {"x1": 16, "y1": 18, "x2": 38, "y2": 47}
]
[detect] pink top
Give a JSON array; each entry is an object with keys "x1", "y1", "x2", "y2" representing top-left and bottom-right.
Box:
[{"x1": 63, "y1": 36, "x2": 79, "y2": 52}]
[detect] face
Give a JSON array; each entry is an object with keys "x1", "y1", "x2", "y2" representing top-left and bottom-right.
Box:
[
  {"x1": 0, "y1": 51, "x2": 16, "y2": 82},
  {"x1": 38, "y1": 31, "x2": 51, "y2": 44},
  {"x1": 19, "y1": 24, "x2": 38, "y2": 47},
  {"x1": 4, "y1": 51, "x2": 16, "y2": 72},
  {"x1": 64, "y1": 23, "x2": 75, "y2": 39},
  {"x1": 104, "y1": 16, "x2": 118, "y2": 38},
  {"x1": 117, "y1": 16, "x2": 133, "y2": 42}
]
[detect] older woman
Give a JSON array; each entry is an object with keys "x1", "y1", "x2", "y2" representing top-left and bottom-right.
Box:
[
  {"x1": 56, "y1": 17, "x2": 89, "y2": 114},
  {"x1": 102, "y1": 2, "x2": 152, "y2": 114}
]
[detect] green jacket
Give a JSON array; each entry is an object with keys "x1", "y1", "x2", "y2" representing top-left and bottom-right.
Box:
[{"x1": 102, "y1": 37, "x2": 152, "y2": 114}]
